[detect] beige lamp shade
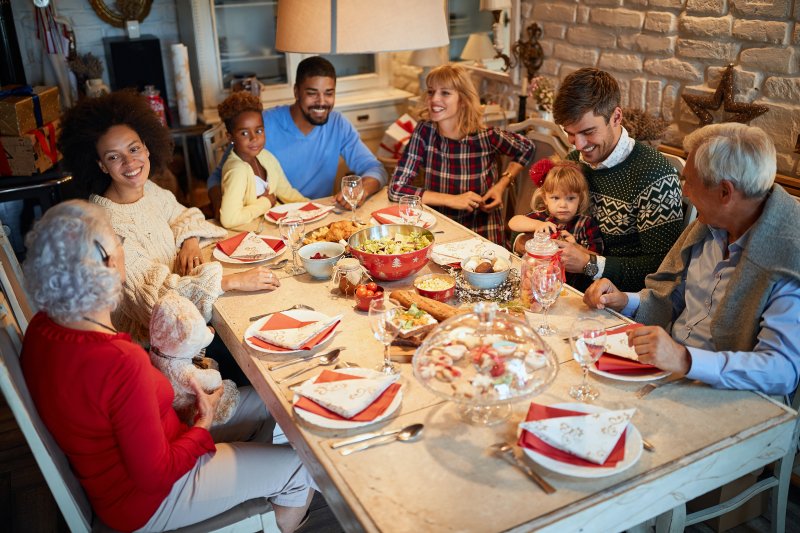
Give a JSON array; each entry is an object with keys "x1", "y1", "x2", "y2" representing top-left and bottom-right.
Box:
[
  {"x1": 480, "y1": 0, "x2": 512, "y2": 10},
  {"x1": 460, "y1": 33, "x2": 496, "y2": 63},
  {"x1": 276, "y1": 0, "x2": 449, "y2": 54},
  {"x1": 410, "y1": 47, "x2": 444, "y2": 68}
]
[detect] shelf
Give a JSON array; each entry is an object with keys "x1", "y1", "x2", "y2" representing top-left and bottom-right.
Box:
[
  {"x1": 220, "y1": 54, "x2": 283, "y2": 63},
  {"x1": 215, "y1": 1, "x2": 276, "y2": 9}
]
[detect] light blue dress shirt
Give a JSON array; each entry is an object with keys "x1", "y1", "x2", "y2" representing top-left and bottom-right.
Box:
[
  {"x1": 621, "y1": 226, "x2": 800, "y2": 395},
  {"x1": 208, "y1": 106, "x2": 387, "y2": 199}
]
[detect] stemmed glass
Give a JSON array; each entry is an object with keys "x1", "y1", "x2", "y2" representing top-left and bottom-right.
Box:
[
  {"x1": 569, "y1": 318, "x2": 607, "y2": 401},
  {"x1": 341, "y1": 175, "x2": 364, "y2": 223},
  {"x1": 278, "y1": 214, "x2": 305, "y2": 275},
  {"x1": 531, "y1": 266, "x2": 562, "y2": 336},
  {"x1": 369, "y1": 297, "x2": 399, "y2": 375},
  {"x1": 399, "y1": 194, "x2": 423, "y2": 226}
]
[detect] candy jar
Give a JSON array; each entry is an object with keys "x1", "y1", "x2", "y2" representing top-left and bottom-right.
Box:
[
  {"x1": 331, "y1": 257, "x2": 370, "y2": 296},
  {"x1": 520, "y1": 232, "x2": 564, "y2": 309},
  {"x1": 142, "y1": 85, "x2": 168, "y2": 126}
]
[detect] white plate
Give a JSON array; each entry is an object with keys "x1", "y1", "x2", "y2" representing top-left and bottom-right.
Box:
[
  {"x1": 265, "y1": 202, "x2": 333, "y2": 224},
  {"x1": 292, "y1": 368, "x2": 403, "y2": 429},
  {"x1": 244, "y1": 310, "x2": 339, "y2": 354},
  {"x1": 369, "y1": 209, "x2": 436, "y2": 229},
  {"x1": 430, "y1": 237, "x2": 511, "y2": 266},
  {"x1": 589, "y1": 364, "x2": 671, "y2": 382},
  {"x1": 521, "y1": 402, "x2": 643, "y2": 478},
  {"x1": 212, "y1": 236, "x2": 286, "y2": 265}
]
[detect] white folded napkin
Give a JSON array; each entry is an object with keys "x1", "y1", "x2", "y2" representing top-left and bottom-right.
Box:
[
  {"x1": 604, "y1": 331, "x2": 640, "y2": 361},
  {"x1": 297, "y1": 204, "x2": 334, "y2": 220},
  {"x1": 230, "y1": 232, "x2": 272, "y2": 260},
  {"x1": 295, "y1": 373, "x2": 400, "y2": 418},
  {"x1": 519, "y1": 408, "x2": 635, "y2": 464},
  {"x1": 253, "y1": 315, "x2": 341, "y2": 350}
]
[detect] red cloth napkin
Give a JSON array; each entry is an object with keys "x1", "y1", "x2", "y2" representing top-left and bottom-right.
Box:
[
  {"x1": 597, "y1": 323, "x2": 660, "y2": 374},
  {"x1": 294, "y1": 370, "x2": 401, "y2": 421},
  {"x1": 267, "y1": 202, "x2": 320, "y2": 221},
  {"x1": 247, "y1": 313, "x2": 339, "y2": 352},
  {"x1": 371, "y1": 205, "x2": 402, "y2": 225},
  {"x1": 517, "y1": 403, "x2": 626, "y2": 467},
  {"x1": 215, "y1": 232, "x2": 285, "y2": 256}
]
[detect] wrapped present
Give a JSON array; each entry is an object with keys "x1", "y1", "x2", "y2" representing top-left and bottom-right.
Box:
[
  {"x1": 0, "y1": 85, "x2": 61, "y2": 136},
  {"x1": 0, "y1": 120, "x2": 61, "y2": 176},
  {"x1": 376, "y1": 113, "x2": 416, "y2": 160}
]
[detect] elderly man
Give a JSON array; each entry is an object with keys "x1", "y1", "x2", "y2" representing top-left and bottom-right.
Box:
[
  {"x1": 547, "y1": 68, "x2": 684, "y2": 292},
  {"x1": 208, "y1": 56, "x2": 387, "y2": 213},
  {"x1": 584, "y1": 123, "x2": 800, "y2": 396}
]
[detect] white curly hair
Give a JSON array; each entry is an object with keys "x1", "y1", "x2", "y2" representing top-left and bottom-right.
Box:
[{"x1": 23, "y1": 200, "x2": 122, "y2": 323}]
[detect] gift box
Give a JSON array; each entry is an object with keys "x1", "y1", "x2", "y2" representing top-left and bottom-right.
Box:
[
  {"x1": 0, "y1": 85, "x2": 61, "y2": 136},
  {"x1": 0, "y1": 121, "x2": 62, "y2": 176},
  {"x1": 376, "y1": 113, "x2": 416, "y2": 160}
]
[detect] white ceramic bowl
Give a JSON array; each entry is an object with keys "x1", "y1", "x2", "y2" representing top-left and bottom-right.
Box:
[
  {"x1": 298, "y1": 242, "x2": 345, "y2": 279},
  {"x1": 460, "y1": 256, "x2": 510, "y2": 289}
]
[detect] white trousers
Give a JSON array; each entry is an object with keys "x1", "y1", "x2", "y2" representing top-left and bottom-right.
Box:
[{"x1": 136, "y1": 386, "x2": 315, "y2": 531}]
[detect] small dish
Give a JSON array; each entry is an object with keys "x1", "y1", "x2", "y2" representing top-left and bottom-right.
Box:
[
  {"x1": 460, "y1": 255, "x2": 510, "y2": 290},
  {"x1": 414, "y1": 273, "x2": 456, "y2": 302},
  {"x1": 355, "y1": 283, "x2": 385, "y2": 311},
  {"x1": 298, "y1": 242, "x2": 345, "y2": 279}
]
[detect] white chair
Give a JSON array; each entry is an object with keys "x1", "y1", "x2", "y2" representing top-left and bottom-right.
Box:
[
  {"x1": 0, "y1": 224, "x2": 35, "y2": 333},
  {"x1": 202, "y1": 122, "x2": 229, "y2": 176},
  {"x1": 659, "y1": 152, "x2": 697, "y2": 229},
  {"x1": 0, "y1": 318, "x2": 279, "y2": 533}
]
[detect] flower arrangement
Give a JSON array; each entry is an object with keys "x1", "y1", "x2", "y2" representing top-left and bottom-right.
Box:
[
  {"x1": 527, "y1": 76, "x2": 555, "y2": 113},
  {"x1": 68, "y1": 52, "x2": 104, "y2": 80},
  {"x1": 622, "y1": 108, "x2": 669, "y2": 142}
]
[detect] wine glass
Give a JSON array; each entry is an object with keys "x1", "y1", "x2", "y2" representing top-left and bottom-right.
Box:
[
  {"x1": 531, "y1": 266, "x2": 562, "y2": 336},
  {"x1": 399, "y1": 194, "x2": 423, "y2": 226},
  {"x1": 341, "y1": 175, "x2": 364, "y2": 223},
  {"x1": 569, "y1": 318, "x2": 607, "y2": 401},
  {"x1": 279, "y1": 214, "x2": 305, "y2": 275},
  {"x1": 369, "y1": 297, "x2": 399, "y2": 375}
]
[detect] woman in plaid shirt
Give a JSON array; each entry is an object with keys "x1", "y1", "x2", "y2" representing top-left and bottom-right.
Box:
[{"x1": 388, "y1": 64, "x2": 534, "y2": 245}]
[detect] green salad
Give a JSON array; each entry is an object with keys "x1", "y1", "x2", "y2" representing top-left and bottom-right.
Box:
[{"x1": 356, "y1": 232, "x2": 431, "y2": 255}]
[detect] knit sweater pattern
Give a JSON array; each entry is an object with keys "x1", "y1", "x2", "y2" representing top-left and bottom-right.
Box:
[
  {"x1": 567, "y1": 142, "x2": 684, "y2": 291},
  {"x1": 91, "y1": 181, "x2": 227, "y2": 343}
]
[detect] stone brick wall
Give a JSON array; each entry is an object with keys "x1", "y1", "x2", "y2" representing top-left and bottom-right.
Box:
[{"x1": 521, "y1": 0, "x2": 800, "y2": 175}]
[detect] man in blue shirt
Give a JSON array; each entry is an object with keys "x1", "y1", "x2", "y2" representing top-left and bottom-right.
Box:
[
  {"x1": 584, "y1": 123, "x2": 800, "y2": 397},
  {"x1": 208, "y1": 56, "x2": 387, "y2": 213}
]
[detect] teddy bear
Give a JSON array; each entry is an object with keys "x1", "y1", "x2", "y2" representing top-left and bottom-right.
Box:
[{"x1": 149, "y1": 291, "x2": 239, "y2": 426}]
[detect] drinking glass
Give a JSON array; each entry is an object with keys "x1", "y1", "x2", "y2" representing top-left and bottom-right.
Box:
[
  {"x1": 369, "y1": 297, "x2": 399, "y2": 375},
  {"x1": 531, "y1": 266, "x2": 562, "y2": 336},
  {"x1": 569, "y1": 318, "x2": 607, "y2": 401},
  {"x1": 399, "y1": 194, "x2": 423, "y2": 226},
  {"x1": 279, "y1": 214, "x2": 306, "y2": 275},
  {"x1": 341, "y1": 175, "x2": 364, "y2": 223}
]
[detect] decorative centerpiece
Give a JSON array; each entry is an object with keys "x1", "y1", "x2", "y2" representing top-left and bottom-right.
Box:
[{"x1": 528, "y1": 76, "x2": 555, "y2": 120}]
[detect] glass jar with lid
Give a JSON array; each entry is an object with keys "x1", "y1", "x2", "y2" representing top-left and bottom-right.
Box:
[
  {"x1": 520, "y1": 232, "x2": 564, "y2": 309},
  {"x1": 412, "y1": 302, "x2": 558, "y2": 425},
  {"x1": 331, "y1": 257, "x2": 370, "y2": 296}
]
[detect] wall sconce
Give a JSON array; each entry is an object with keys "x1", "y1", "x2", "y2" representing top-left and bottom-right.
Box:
[
  {"x1": 460, "y1": 33, "x2": 496, "y2": 69},
  {"x1": 511, "y1": 23, "x2": 545, "y2": 80},
  {"x1": 480, "y1": 0, "x2": 512, "y2": 71}
]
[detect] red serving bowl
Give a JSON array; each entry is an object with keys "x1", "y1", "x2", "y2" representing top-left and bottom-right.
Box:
[
  {"x1": 348, "y1": 224, "x2": 434, "y2": 281},
  {"x1": 413, "y1": 274, "x2": 456, "y2": 302}
]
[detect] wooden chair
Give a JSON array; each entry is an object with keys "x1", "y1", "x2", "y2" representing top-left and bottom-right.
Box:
[
  {"x1": 659, "y1": 151, "x2": 697, "y2": 229},
  {"x1": 0, "y1": 226, "x2": 35, "y2": 333},
  {"x1": 0, "y1": 315, "x2": 280, "y2": 533},
  {"x1": 203, "y1": 122, "x2": 228, "y2": 220}
]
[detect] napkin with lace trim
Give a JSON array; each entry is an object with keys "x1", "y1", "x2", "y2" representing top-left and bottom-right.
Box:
[
  {"x1": 519, "y1": 408, "x2": 635, "y2": 465},
  {"x1": 295, "y1": 372, "x2": 400, "y2": 419},
  {"x1": 253, "y1": 315, "x2": 342, "y2": 350}
]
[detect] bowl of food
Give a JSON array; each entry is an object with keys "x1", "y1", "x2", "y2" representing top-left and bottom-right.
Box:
[
  {"x1": 355, "y1": 282, "x2": 385, "y2": 311},
  {"x1": 298, "y1": 242, "x2": 345, "y2": 279},
  {"x1": 414, "y1": 274, "x2": 456, "y2": 302},
  {"x1": 348, "y1": 224, "x2": 434, "y2": 281},
  {"x1": 461, "y1": 255, "x2": 510, "y2": 289}
]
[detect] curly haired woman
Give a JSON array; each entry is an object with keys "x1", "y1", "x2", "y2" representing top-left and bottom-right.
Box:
[
  {"x1": 59, "y1": 91, "x2": 281, "y2": 344},
  {"x1": 217, "y1": 91, "x2": 306, "y2": 229}
]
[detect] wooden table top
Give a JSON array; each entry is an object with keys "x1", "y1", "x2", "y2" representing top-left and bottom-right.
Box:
[{"x1": 207, "y1": 192, "x2": 798, "y2": 533}]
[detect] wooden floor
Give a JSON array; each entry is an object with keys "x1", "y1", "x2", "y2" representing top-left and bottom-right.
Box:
[{"x1": 0, "y1": 394, "x2": 796, "y2": 532}]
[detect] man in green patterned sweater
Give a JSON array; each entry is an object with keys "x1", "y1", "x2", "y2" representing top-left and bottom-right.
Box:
[{"x1": 552, "y1": 68, "x2": 684, "y2": 292}]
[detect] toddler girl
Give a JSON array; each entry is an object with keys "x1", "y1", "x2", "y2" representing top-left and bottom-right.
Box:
[{"x1": 217, "y1": 92, "x2": 306, "y2": 229}]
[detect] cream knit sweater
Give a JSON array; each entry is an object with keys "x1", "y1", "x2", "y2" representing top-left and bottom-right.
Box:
[{"x1": 91, "y1": 181, "x2": 228, "y2": 343}]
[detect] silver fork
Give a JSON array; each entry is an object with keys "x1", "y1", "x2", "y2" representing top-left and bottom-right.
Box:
[{"x1": 636, "y1": 376, "x2": 690, "y2": 399}]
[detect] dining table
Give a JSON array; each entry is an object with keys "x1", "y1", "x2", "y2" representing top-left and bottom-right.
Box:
[{"x1": 205, "y1": 192, "x2": 799, "y2": 533}]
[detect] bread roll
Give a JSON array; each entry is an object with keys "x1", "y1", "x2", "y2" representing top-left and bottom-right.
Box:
[{"x1": 389, "y1": 289, "x2": 459, "y2": 322}]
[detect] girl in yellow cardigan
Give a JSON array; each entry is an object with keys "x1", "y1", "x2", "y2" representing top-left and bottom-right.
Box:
[{"x1": 217, "y1": 92, "x2": 307, "y2": 229}]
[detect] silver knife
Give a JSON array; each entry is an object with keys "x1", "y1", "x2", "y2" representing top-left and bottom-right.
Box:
[
  {"x1": 330, "y1": 427, "x2": 404, "y2": 449},
  {"x1": 268, "y1": 348, "x2": 345, "y2": 371}
]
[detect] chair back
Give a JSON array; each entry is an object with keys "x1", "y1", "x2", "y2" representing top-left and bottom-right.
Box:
[
  {"x1": 202, "y1": 122, "x2": 228, "y2": 176},
  {"x1": 0, "y1": 227, "x2": 35, "y2": 332},
  {"x1": 660, "y1": 152, "x2": 697, "y2": 229},
  {"x1": 0, "y1": 322, "x2": 93, "y2": 532}
]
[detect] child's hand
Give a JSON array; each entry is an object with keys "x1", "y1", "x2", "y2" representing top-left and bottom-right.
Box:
[
  {"x1": 536, "y1": 221, "x2": 558, "y2": 235},
  {"x1": 260, "y1": 191, "x2": 277, "y2": 207},
  {"x1": 560, "y1": 230, "x2": 576, "y2": 243}
]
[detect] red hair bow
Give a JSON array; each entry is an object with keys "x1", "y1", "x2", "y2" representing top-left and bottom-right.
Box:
[{"x1": 529, "y1": 158, "x2": 555, "y2": 187}]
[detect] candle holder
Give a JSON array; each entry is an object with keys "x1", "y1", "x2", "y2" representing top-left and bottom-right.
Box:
[{"x1": 517, "y1": 95, "x2": 528, "y2": 122}]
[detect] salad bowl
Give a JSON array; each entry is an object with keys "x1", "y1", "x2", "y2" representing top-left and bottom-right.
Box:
[{"x1": 348, "y1": 224, "x2": 434, "y2": 281}]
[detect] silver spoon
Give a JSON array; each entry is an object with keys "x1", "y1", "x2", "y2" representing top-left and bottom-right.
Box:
[
  {"x1": 331, "y1": 423, "x2": 424, "y2": 449},
  {"x1": 269, "y1": 347, "x2": 343, "y2": 371},
  {"x1": 340, "y1": 423, "x2": 424, "y2": 455},
  {"x1": 490, "y1": 443, "x2": 556, "y2": 494},
  {"x1": 277, "y1": 352, "x2": 340, "y2": 383},
  {"x1": 268, "y1": 258, "x2": 290, "y2": 270}
]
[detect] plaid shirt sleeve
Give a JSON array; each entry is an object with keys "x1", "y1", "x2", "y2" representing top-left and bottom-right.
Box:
[
  {"x1": 388, "y1": 122, "x2": 430, "y2": 202},
  {"x1": 489, "y1": 128, "x2": 535, "y2": 166},
  {"x1": 573, "y1": 214, "x2": 604, "y2": 254}
]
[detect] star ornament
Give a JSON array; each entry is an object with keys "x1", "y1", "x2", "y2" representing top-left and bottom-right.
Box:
[{"x1": 682, "y1": 64, "x2": 769, "y2": 126}]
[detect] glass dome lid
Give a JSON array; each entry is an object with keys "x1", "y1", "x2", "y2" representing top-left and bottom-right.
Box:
[{"x1": 412, "y1": 302, "x2": 559, "y2": 420}]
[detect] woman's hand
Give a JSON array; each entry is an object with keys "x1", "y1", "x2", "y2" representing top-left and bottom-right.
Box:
[
  {"x1": 189, "y1": 376, "x2": 223, "y2": 431},
  {"x1": 448, "y1": 191, "x2": 484, "y2": 212},
  {"x1": 221, "y1": 266, "x2": 281, "y2": 292},
  {"x1": 177, "y1": 237, "x2": 203, "y2": 276},
  {"x1": 480, "y1": 183, "x2": 505, "y2": 212}
]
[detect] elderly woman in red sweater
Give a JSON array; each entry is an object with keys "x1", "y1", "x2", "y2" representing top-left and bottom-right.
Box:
[{"x1": 20, "y1": 200, "x2": 314, "y2": 532}]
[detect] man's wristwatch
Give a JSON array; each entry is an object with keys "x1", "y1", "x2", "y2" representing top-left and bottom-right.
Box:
[{"x1": 583, "y1": 254, "x2": 599, "y2": 277}]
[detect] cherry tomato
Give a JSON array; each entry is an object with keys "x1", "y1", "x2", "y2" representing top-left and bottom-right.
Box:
[
  {"x1": 356, "y1": 287, "x2": 368, "y2": 298},
  {"x1": 365, "y1": 290, "x2": 375, "y2": 298},
  {"x1": 366, "y1": 282, "x2": 378, "y2": 292},
  {"x1": 374, "y1": 291, "x2": 383, "y2": 299}
]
